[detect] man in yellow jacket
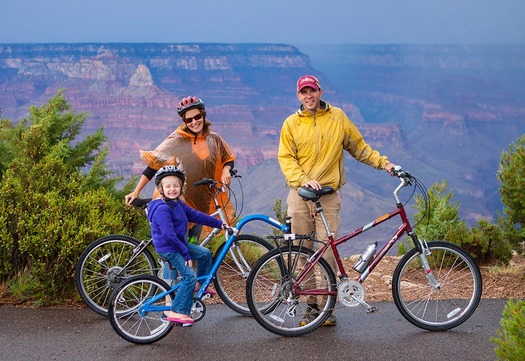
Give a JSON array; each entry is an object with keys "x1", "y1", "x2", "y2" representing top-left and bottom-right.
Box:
[{"x1": 278, "y1": 75, "x2": 396, "y2": 326}]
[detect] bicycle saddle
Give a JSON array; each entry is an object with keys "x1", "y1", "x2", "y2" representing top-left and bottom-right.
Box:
[{"x1": 297, "y1": 186, "x2": 335, "y2": 202}]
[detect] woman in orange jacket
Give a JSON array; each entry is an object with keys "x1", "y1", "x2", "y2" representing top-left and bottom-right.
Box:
[{"x1": 125, "y1": 96, "x2": 236, "y2": 241}]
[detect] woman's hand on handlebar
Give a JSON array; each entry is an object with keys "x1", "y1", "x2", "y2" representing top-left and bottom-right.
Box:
[
  {"x1": 124, "y1": 192, "x2": 138, "y2": 206},
  {"x1": 221, "y1": 166, "x2": 232, "y2": 186}
]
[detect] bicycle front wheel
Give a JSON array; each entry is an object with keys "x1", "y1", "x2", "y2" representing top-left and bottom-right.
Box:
[
  {"x1": 246, "y1": 246, "x2": 337, "y2": 337},
  {"x1": 75, "y1": 235, "x2": 157, "y2": 317},
  {"x1": 214, "y1": 235, "x2": 273, "y2": 315},
  {"x1": 108, "y1": 275, "x2": 174, "y2": 344},
  {"x1": 392, "y1": 241, "x2": 482, "y2": 331}
]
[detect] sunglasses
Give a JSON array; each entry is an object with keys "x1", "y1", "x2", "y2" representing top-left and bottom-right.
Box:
[{"x1": 183, "y1": 113, "x2": 203, "y2": 124}]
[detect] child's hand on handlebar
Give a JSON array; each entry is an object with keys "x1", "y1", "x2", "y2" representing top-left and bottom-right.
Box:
[{"x1": 222, "y1": 223, "x2": 234, "y2": 235}]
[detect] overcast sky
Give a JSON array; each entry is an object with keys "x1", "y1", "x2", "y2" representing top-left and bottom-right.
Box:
[{"x1": 1, "y1": 0, "x2": 524, "y2": 44}]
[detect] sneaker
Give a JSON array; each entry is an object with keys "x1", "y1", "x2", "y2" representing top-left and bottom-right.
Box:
[
  {"x1": 323, "y1": 314, "x2": 337, "y2": 326},
  {"x1": 299, "y1": 304, "x2": 320, "y2": 326}
]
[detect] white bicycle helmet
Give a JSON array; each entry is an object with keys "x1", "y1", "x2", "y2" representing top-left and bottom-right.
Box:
[{"x1": 154, "y1": 165, "x2": 186, "y2": 187}]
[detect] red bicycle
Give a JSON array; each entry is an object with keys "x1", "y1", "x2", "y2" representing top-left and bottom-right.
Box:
[{"x1": 246, "y1": 166, "x2": 482, "y2": 337}]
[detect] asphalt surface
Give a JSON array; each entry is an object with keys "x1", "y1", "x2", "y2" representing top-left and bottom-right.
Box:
[{"x1": 0, "y1": 299, "x2": 508, "y2": 361}]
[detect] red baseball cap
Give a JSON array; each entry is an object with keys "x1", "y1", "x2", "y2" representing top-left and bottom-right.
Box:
[{"x1": 296, "y1": 75, "x2": 321, "y2": 93}]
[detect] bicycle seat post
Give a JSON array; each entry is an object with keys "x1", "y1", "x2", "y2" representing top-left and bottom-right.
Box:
[{"x1": 314, "y1": 200, "x2": 334, "y2": 239}]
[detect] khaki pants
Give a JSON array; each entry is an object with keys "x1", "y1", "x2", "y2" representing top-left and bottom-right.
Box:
[{"x1": 286, "y1": 189, "x2": 340, "y2": 305}]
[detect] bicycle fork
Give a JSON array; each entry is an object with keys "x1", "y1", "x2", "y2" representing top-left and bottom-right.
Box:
[
  {"x1": 227, "y1": 241, "x2": 252, "y2": 279},
  {"x1": 417, "y1": 240, "x2": 441, "y2": 290}
]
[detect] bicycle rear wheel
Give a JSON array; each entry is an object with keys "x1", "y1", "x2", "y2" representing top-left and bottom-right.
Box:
[
  {"x1": 108, "y1": 275, "x2": 174, "y2": 344},
  {"x1": 75, "y1": 235, "x2": 157, "y2": 317},
  {"x1": 392, "y1": 241, "x2": 482, "y2": 331},
  {"x1": 214, "y1": 235, "x2": 273, "y2": 315},
  {"x1": 246, "y1": 246, "x2": 337, "y2": 337}
]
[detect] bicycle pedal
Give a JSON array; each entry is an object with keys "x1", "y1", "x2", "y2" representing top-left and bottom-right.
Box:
[
  {"x1": 172, "y1": 322, "x2": 193, "y2": 327},
  {"x1": 366, "y1": 306, "x2": 378, "y2": 314}
]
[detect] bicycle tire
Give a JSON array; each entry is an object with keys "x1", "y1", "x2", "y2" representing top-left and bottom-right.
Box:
[
  {"x1": 392, "y1": 240, "x2": 482, "y2": 331},
  {"x1": 108, "y1": 275, "x2": 174, "y2": 344},
  {"x1": 246, "y1": 245, "x2": 337, "y2": 337},
  {"x1": 75, "y1": 235, "x2": 157, "y2": 317},
  {"x1": 213, "y1": 234, "x2": 273, "y2": 315}
]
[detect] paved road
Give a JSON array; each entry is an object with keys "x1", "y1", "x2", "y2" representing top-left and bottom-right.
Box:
[{"x1": 1, "y1": 299, "x2": 507, "y2": 361}]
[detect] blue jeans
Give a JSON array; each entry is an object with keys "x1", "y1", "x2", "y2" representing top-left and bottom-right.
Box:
[
  {"x1": 162, "y1": 225, "x2": 204, "y2": 281},
  {"x1": 159, "y1": 244, "x2": 212, "y2": 315},
  {"x1": 158, "y1": 251, "x2": 195, "y2": 315}
]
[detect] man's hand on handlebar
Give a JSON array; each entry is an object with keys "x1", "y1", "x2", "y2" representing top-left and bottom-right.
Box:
[{"x1": 385, "y1": 162, "x2": 397, "y2": 175}]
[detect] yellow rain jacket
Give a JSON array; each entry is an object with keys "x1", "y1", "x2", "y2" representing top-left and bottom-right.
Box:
[
  {"x1": 140, "y1": 123, "x2": 236, "y2": 221},
  {"x1": 278, "y1": 101, "x2": 390, "y2": 190}
]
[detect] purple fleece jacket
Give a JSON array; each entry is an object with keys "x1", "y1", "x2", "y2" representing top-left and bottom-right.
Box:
[{"x1": 147, "y1": 198, "x2": 223, "y2": 261}]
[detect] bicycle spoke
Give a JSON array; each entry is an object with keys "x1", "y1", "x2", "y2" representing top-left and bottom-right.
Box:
[
  {"x1": 75, "y1": 235, "x2": 157, "y2": 317},
  {"x1": 392, "y1": 241, "x2": 482, "y2": 331},
  {"x1": 214, "y1": 235, "x2": 272, "y2": 315},
  {"x1": 247, "y1": 246, "x2": 337, "y2": 337}
]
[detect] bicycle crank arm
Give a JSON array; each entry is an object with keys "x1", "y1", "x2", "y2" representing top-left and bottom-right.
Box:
[{"x1": 351, "y1": 295, "x2": 378, "y2": 313}]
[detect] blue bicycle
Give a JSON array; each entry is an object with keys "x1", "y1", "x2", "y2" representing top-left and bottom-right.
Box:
[{"x1": 108, "y1": 214, "x2": 291, "y2": 344}]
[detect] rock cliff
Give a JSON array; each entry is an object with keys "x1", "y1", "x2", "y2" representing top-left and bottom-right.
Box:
[
  {"x1": 1, "y1": 43, "x2": 525, "y2": 247},
  {"x1": 0, "y1": 43, "x2": 405, "y2": 172}
]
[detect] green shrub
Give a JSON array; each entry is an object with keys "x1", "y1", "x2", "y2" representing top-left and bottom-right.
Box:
[
  {"x1": 498, "y1": 135, "x2": 525, "y2": 254},
  {"x1": 0, "y1": 91, "x2": 148, "y2": 304},
  {"x1": 492, "y1": 299, "x2": 525, "y2": 360},
  {"x1": 405, "y1": 180, "x2": 513, "y2": 264},
  {"x1": 466, "y1": 219, "x2": 512, "y2": 264}
]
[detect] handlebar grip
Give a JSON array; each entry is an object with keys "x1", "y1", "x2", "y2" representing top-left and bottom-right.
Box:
[
  {"x1": 193, "y1": 178, "x2": 215, "y2": 187},
  {"x1": 131, "y1": 198, "x2": 152, "y2": 208},
  {"x1": 390, "y1": 166, "x2": 412, "y2": 182},
  {"x1": 224, "y1": 226, "x2": 234, "y2": 235}
]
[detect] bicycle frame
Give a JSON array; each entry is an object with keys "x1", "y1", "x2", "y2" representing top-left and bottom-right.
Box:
[
  {"x1": 139, "y1": 214, "x2": 290, "y2": 312},
  {"x1": 292, "y1": 174, "x2": 437, "y2": 298},
  {"x1": 198, "y1": 207, "x2": 224, "y2": 246}
]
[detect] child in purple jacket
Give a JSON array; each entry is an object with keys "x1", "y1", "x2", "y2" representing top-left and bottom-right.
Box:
[{"x1": 147, "y1": 166, "x2": 226, "y2": 326}]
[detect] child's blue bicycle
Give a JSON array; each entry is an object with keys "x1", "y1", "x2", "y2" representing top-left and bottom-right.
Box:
[
  {"x1": 107, "y1": 214, "x2": 291, "y2": 344},
  {"x1": 76, "y1": 172, "x2": 267, "y2": 317}
]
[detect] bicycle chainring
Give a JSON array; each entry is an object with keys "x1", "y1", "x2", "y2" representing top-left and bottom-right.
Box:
[
  {"x1": 191, "y1": 299, "x2": 206, "y2": 322},
  {"x1": 338, "y1": 279, "x2": 365, "y2": 308}
]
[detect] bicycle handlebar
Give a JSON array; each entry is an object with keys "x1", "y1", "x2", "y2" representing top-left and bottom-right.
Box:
[
  {"x1": 193, "y1": 178, "x2": 216, "y2": 187},
  {"x1": 390, "y1": 166, "x2": 413, "y2": 187},
  {"x1": 131, "y1": 198, "x2": 152, "y2": 209},
  {"x1": 390, "y1": 165, "x2": 411, "y2": 179},
  {"x1": 223, "y1": 226, "x2": 235, "y2": 236},
  {"x1": 192, "y1": 169, "x2": 241, "y2": 187}
]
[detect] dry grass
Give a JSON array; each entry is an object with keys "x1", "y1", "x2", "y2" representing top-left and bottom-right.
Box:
[{"x1": 485, "y1": 252, "x2": 525, "y2": 279}]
